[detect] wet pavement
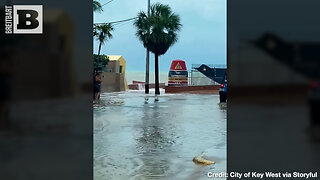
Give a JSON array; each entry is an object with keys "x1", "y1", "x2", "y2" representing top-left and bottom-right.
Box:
[{"x1": 94, "y1": 90, "x2": 226, "y2": 180}]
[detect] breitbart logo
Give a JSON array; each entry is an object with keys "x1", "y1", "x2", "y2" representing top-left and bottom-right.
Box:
[{"x1": 5, "y1": 5, "x2": 43, "y2": 34}]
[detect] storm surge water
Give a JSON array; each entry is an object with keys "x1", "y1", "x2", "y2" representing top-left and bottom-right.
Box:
[{"x1": 94, "y1": 90, "x2": 226, "y2": 180}]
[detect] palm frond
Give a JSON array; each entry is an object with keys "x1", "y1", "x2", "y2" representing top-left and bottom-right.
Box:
[
  {"x1": 93, "y1": 0, "x2": 103, "y2": 13},
  {"x1": 94, "y1": 23, "x2": 114, "y2": 45},
  {"x1": 134, "y1": 3, "x2": 182, "y2": 55}
]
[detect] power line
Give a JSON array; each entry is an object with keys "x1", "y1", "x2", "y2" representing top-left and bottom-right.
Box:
[
  {"x1": 113, "y1": 20, "x2": 133, "y2": 27},
  {"x1": 95, "y1": 17, "x2": 137, "y2": 25},
  {"x1": 101, "y1": 0, "x2": 114, "y2": 7}
]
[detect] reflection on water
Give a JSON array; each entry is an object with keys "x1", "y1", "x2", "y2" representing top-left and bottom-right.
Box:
[{"x1": 94, "y1": 90, "x2": 226, "y2": 180}]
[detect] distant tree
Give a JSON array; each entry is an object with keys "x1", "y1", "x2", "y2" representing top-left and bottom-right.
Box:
[
  {"x1": 94, "y1": 54, "x2": 109, "y2": 72},
  {"x1": 94, "y1": 23, "x2": 113, "y2": 56},
  {"x1": 134, "y1": 3, "x2": 181, "y2": 94},
  {"x1": 93, "y1": 0, "x2": 103, "y2": 13}
]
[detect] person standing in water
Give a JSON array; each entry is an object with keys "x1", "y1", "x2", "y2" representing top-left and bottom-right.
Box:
[{"x1": 94, "y1": 72, "x2": 103, "y2": 101}]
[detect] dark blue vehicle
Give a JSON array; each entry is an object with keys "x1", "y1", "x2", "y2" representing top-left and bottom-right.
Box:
[
  {"x1": 219, "y1": 81, "x2": 227, "y2": 102},
  {"x1": 196, "y1": 64, "x2": 227, "y2": 102}
]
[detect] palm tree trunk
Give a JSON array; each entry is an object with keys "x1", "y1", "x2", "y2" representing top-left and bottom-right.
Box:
[
  {"x1": 155, "y1": 54, "x2": 160, "y2": 95},
  {"x1": 97, "y1": 41, "x2": 102, "y2": 72},
  {"x1": 98, "y1": 41, "x2": 102, "y2": 56},
  {"x1": 145, "y1": 49, "x2": 150, "y2": 94}
]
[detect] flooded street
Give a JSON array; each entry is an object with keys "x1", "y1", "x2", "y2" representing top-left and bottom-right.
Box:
[{"x1": 94, "y1": 90, "x2": 226, "y2": 180}]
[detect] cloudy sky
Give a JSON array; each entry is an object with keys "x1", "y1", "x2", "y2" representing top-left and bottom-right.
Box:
[{"x1": 94, "y1": 0, "x2": 226, "y2": 72}]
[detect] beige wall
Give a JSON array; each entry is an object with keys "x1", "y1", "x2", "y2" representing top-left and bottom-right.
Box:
[
  {"x1": 100, "y1": 72, "x2": 126, "y2": 92},
  {"x1": 106, "y1": 61, "x2": 120, "y2": 73}
]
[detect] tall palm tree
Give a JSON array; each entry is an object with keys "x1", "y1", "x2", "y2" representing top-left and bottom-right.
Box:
[
  {"x1": 93, "y1": 0, "x2": 103, "y2": 13},
  {"x1": 94, "y1": 23, "x2": 113, "y2": 56},
  {"x1": 134, "y1": 3, "x2": 181, "y2": 94}
]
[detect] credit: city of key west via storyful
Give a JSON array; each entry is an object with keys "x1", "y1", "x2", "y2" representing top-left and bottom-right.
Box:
[{"x1": 207, "y1": 172, "x2": 318, "y2": 179}]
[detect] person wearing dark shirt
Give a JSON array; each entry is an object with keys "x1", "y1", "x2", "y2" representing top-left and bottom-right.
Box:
[{"x1": 94, "y1": 72, "x2": 103, "y2": 101}]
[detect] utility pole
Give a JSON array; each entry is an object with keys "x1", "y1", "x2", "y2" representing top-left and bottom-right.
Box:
[{"x1": 145, "y1": 0, "x2": 150, "y2": 94}]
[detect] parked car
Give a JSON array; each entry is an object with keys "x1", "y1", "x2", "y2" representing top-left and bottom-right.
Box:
[{"x1": 219, "y1": 80, "x2": 227, "y2": 102}]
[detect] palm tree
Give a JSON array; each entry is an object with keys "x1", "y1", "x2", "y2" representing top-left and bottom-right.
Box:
[
  {"x1": 94, "y1": 23, "x2": 113, "y2": 56},
  {"x1": 93, "y1": 0, "x2": 103, "y2": 13},
  {"x1": 134, "y1": 3, "x2": 181, "y2": 94},
  {"x1": 94, "y1": 23, "x2": 113, "y2": 72}
]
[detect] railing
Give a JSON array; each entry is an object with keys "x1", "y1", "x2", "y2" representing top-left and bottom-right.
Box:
[
  {"x1": 188, "y1": 71, "x2": 218, "y2": 86},
  {"x1": 191, "y1": 64, "x2": 227, "y2": 69}
]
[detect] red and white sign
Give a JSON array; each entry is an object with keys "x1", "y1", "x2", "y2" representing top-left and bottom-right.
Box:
[{"x1": 170, "y1": 59, "x2": 187, "y2": 71}]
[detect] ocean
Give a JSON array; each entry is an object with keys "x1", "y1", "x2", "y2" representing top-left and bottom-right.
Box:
[
  {"x1": 126, "y1": 71, "x2": 169, "y2": 85},
  {"x1": 126, "y1": 71, "x2": 217, "y2": 86}
]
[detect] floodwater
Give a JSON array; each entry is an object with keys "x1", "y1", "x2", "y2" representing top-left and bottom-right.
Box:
[{"x1": 94, "y1": 89, "x2": 226, "y2": 180}]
